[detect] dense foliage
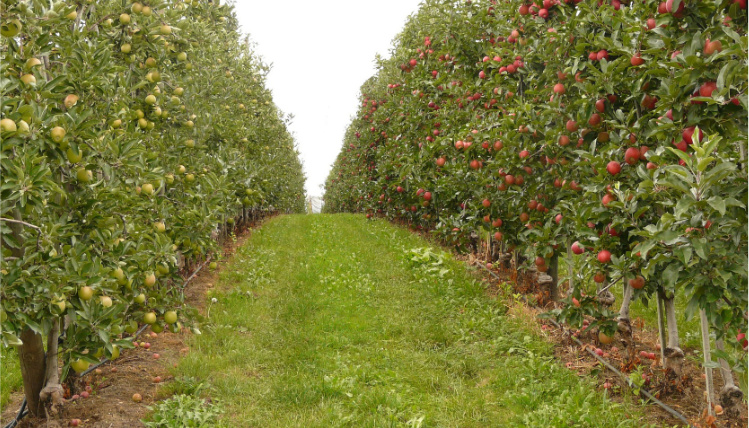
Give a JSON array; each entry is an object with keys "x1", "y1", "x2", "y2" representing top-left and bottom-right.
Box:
[
  {"x1": 324, "y1": 0, "x2": 748, "y2": 411},
  {"x1": 1, "y1": 0, "x2": 305, "y2": 417}
]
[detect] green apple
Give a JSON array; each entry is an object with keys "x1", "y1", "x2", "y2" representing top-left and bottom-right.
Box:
[
  {"x1": 100, "y1": 296, "x2": 113, "y2": 307},
  {"x1": 134, "y1": 293, "x2": 146, "y2": 304},
  {"x1": 110, "y1": 344, "x2": 120, "y2": 359},
  {"x1": 144, "y1": 273, "x2": 156, "y2": 287},
  {"x1": 66, "y1": 147, "x2": 83, "y2": 163},
  {"x1": 141, "y1": 183, "x2": 154, "y2": 195},
  {"x1": 25, "y1": 58, "x2": 42, "y2": 69},
  {"x1": 1, "y1": 19, "x2": 22, "y2": 38},
  {"x1": 164, "y1": 310, "x2": 177, "y2": 324},
  {"x1": 125, "y1": 320, "x2": 138, "y2": 334},
  {"x1": 156, "y1": 263, "x2": 169, "y2": 275},
  {"x1": 52, "y1": 298, "x2": 66, "y2": 312},
  {"x1": 50, "y1": 126, "x2": 66, "y2": 143},
  {"x1": 0, "y1": 119, "x2": 17, "y2": 132},
  {"x1": 143, "y1": 312, "x2": 157, "y2": 324},
  {"x1": 17, "y1": 120, "x2": 29, "y2": 134},
  {"x1": 71, "y1": 359, "x2": 90, "y2": 374},
  {"x1": 153, "y1": 222, "x2": 166, "y2": 233},
  {"x1": 76, "y1": 168, "x2": 93, "y2": 183},
  {"x1": 78, "y1": 286, "x2": 94, "y2": 301}
]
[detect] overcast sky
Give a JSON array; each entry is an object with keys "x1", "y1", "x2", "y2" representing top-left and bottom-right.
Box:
[{"x1": 232, "y1": 0, "x2": 424, "y2": 198}]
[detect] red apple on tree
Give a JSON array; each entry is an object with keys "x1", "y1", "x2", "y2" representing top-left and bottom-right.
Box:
[
  {"x1": 630, "y1": 52, "x2": 645, "y2": 66},
  {"x1": 625, "y1": 147, "x2": 641, "y2": 165},
  {"x1": 606, "y1": 161, "x2": 621, "y2": 175}
]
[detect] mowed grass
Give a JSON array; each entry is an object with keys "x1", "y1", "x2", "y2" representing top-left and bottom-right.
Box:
[
  {"x1": 1, "y1": 347, "x2": 22, "y2": 411},
  {"x1": 173, "y1": 214, "x2": 660, "y2": 427}
]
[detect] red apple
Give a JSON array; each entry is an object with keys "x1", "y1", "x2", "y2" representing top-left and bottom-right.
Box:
[
  {"x1": 482, "y1": 198, "x2": 491, "y2": 208},
  {"x1": 682, "y1": 126, "x2": 704, "y2": 145},
  {"x1": 625, "y1": 147, "x2": 640, "y2": 165},
  {"x1": 606, "y1": 161, "x2": 621, "y2": 175},
  {"x1": 699, "y1": 81, "x2": 717, "y2": 98},
  {"x1": 628, "y1": 275, "x2": 645, "y2": 289},
  {"x1": 553, "y1": 83, "x2": 565, "y2": 94},
  {"x1": 595, "y1": 99, "x2": 606, "y2": 113},
  {"x1": 703, "y1": 39, "x2": 723, "y2": 55},
  {"x1": 666, "y1": 0, "x2": 685, "y2": 17},
  {"x1": 571, "y1": 242, "x2": 584, "y2": 255},
  {"x1": 630, "y1": 52, "x2": 645, "y2": 66},
  {"x1": 597, "y1": 250, "x2": 612, "y2": 263}
]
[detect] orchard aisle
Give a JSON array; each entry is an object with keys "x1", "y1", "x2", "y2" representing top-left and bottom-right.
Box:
[{"x1": 176, "y1": 214, "x2": 651, "y2": 427}]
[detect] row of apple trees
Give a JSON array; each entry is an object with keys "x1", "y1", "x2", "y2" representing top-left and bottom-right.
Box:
[
  {"x1": 324, "y1": 0, "x2": 747, "y2": 417},
  {"x1": 0, "y1": 0, "x2": 305, "y2": 418}
]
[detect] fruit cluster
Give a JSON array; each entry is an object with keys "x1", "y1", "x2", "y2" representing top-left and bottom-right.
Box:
[
  {"x1": 324, "y1": 0, "x2": 747, "y2": 369},
  {"x1": 1, "y1": 0, "x2": 305, "y2": 415}
]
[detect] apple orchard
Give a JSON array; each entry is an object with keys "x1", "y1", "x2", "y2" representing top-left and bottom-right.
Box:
[
  {"x1": 1, "y1": 0, "x2": 304, "y2": 419},
  {"x1": 324, "y1": 0, "x2": 748, "y2": 418}
]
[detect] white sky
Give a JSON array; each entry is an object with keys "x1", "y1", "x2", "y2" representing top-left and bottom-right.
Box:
[{"x1": 232, "y1": 0, "x2": 424, "y2": 198}]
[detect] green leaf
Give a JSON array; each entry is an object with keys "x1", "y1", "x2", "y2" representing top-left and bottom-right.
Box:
[
  {"x1": 692, "y1": 238, "x2": 708, "y2": 260},
  {"x1": 706, "y1": 197, "x2": 726, "y2": 216}
]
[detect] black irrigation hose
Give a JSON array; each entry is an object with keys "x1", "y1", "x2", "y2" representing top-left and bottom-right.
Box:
[
  {"x1": 183, "y1": 255, "x2": 211, "y2": 287},
  {"x1": 3, "y1": 398, "x2": 27, "y2": 428},
  {"x1": 471, "y1": 260, "x2": 696, "y2": 428},
  {"x1": 79, "y1": 323, "x2": 151, "y2": 377}
]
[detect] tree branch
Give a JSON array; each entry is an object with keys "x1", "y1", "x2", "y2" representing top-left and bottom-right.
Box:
[{"x1": 0, "y1": 218, "x2": 42, "y2": 251}]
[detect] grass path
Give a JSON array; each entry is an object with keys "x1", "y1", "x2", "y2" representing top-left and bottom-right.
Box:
[{"x1": 172, "y1": 214, "x2": 656, "y2": 427}]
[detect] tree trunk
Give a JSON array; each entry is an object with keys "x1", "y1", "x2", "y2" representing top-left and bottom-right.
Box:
[
  {"x1": 617, "y1": 283, "x2": 634, "y2": 346},
  {"x1": 40, "y1": 320, "x2": 64, "y2": 417},
  {"x1": 547, "y1": 253, "x2": 559, "y2": 302},
  {"x1": 566, "y1": 240, "x2": 574, "y2": 295},
  {"x1": 715, "y1": 338, "x2": 744, "y2": 419},
  {"x1": 18, "y1": 328, "x2": 46, "y2": 417},
  {"x1": 699, "y1": 309, "x2": 715, "y2": 416},
  {"x1": 9, "y1": 208, "x2": 49, "y2": 417},
  {"x1": 663, "y1": 294, "x2": 684, "y2": 375}
]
